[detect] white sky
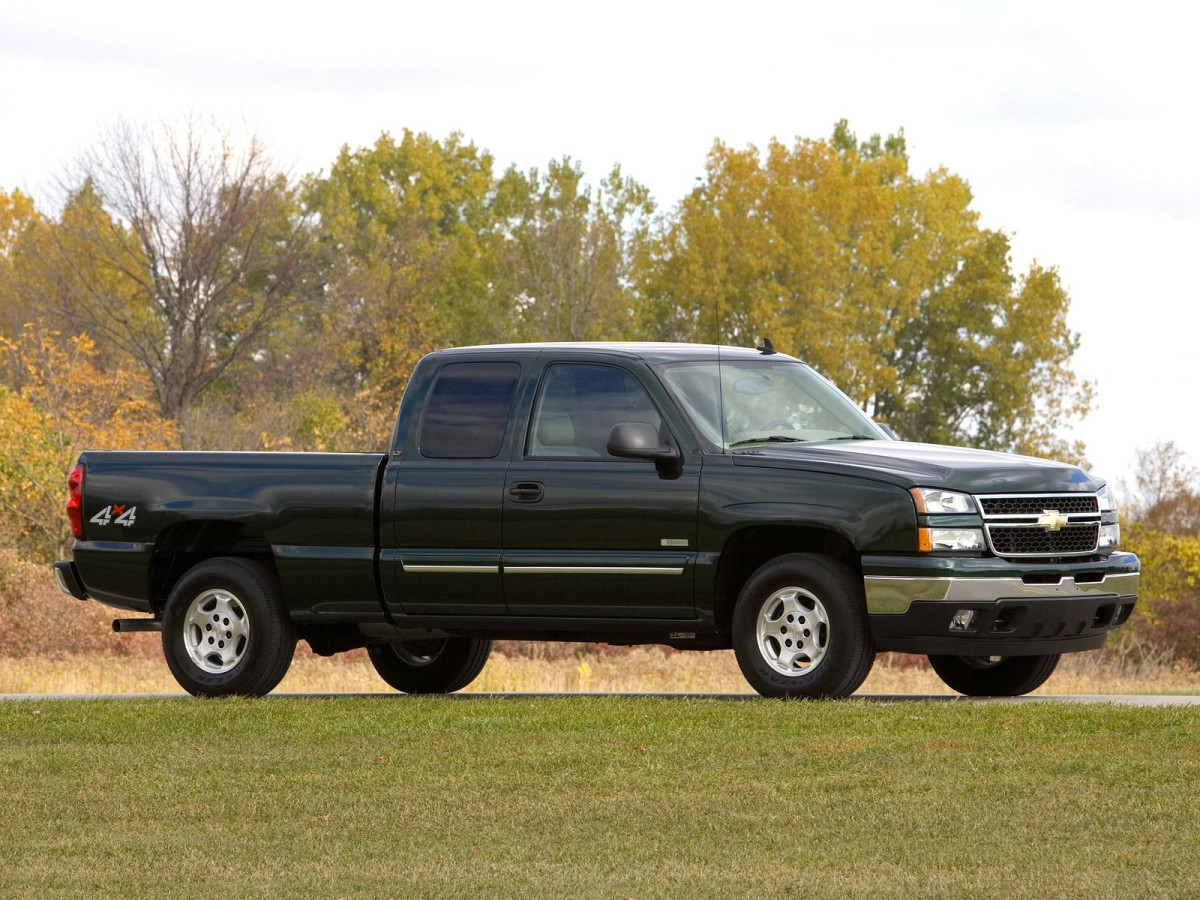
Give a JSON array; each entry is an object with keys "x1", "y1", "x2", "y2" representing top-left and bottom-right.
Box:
[{"x1": 2, "y1": 0, "x2": 1197, "y2": 488}]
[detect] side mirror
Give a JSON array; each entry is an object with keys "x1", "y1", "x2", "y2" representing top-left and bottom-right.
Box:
[
  {"x1": 607, "y1": 422, "x2": 679, "y2": 463},
  {"x1": 877, "y1": 423, "x2": 898, "y2": 440}
]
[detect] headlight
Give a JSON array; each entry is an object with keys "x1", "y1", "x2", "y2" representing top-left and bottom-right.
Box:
[
  {"x1": 919, "y1": 527, "x2": 986, "y2": 552},
  {"x1": 910, "y1": 488, "x2": 975, "y2": 515},
  {"x1": 1097, "y1": 484, "x2": 1117, "y2": 512},
  {"x1": 1099, "y1": 524, "x2": 1120, "y2": 549}
]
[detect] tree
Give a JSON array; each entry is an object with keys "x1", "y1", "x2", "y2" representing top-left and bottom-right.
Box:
[
  {"x1": 1123, "y1": 440, "x2": 1200, "y2": 534},
  {"x1": 493, "y1": 159, "x2": 653, "y2": 341},
  {"x1": 0, "y1": 322, "x2": 178, "y2": 561},
  {"x1": 1119, "y1": 441, "x2": 1200, "y2": 661},
  {"x1": 879, "y1": 232, "x2": 1092, "y2": 462},
  {"x1": 642, "y1": 121, "x2": 1092, "y2": 461},
  {"x1": 30, "y1": 118, "x2": 314, "y2": 429},
  {"x1": 0, "y1": 188, "x2": 42, "y2": 341},
  {"x1": 308, "y1": 130, "x2": 498, "y2": 405}
]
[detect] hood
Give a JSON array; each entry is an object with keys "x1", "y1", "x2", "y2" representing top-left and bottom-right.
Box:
[{"x1": 731, "y1": 440, "x2": 1102, "y2": 494}]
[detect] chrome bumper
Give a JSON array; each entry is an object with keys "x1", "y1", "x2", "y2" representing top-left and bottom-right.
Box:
[
  {"x1": 52, "y1": 560, "x2": 89, "y2": 601},
  {"x1": 864, "y1": 571, "x2": 1141, "y2": 615}
]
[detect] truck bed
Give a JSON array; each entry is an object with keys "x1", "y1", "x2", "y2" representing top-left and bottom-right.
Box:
[{"x1": 72, "y1": 451, "x2": 388, "y2": 619}]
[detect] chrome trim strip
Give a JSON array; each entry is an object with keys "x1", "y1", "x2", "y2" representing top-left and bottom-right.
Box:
[
  {"x1": 980, "y1": 512, "x2": 1101, "y2": 520},
  {"x1": 401, "y1": 563, "x2": 685, "y2": 575},
  {"x1": 53, "y1": 565, "x2": 71, "y2": 596},
  {"x1": 864, "y1": 572, "x2": 1140, "y2": 615},
  {"x1": 982, "y1": 521, "x2": 1100, "y2": 528},
  {"x1": 975, "y1": 492, "x2": 1102, "y2": 498},
  {"x1": 401, "y1": 564, "x2": 500, "y2": 574},
  {"x1": 974, "y1": 492, "x2": 1102, "y2": 500},
  {"x1": 505, "y1": 566, "x2": 685, "y2": 575}
]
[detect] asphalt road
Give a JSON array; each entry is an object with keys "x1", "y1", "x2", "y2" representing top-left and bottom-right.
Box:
[{"x1": 2, "y1": 692, "x2": 1199, "y2": 705}]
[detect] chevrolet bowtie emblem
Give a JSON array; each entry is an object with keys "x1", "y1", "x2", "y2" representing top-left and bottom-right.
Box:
[{"x1": 1037, "y1": 509, "x2": 1069, "y2": 531}]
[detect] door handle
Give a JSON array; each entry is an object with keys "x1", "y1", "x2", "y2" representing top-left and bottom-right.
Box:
[{"x1": 508, "y1": 481, "x2": 544, "y2": 503}]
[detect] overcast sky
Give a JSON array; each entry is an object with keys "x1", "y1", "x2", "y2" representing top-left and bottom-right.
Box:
[{"x1": 2, "y1": 0, "x2": 1196, "y2": 490}]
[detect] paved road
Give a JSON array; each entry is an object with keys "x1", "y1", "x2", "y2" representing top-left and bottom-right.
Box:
[{"x1": 2, "y1": 692, "x2": 1199, "y2": 705}]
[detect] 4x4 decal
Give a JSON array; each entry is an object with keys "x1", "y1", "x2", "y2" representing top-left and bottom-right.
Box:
[{"x1": 90, "y1": 505, "x2": 137, "y2": 527}]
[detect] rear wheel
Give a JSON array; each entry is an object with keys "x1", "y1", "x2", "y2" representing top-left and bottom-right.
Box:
[
  {"x1": 927, "y1": 653, "x2": 1060, "y2": 697},
  {"x1": 732, "y1": 553, "x2": 874, "y2": 699},
  {"x1": 368, "y1": 637, "x2": 492, "y2": 694},
  {"x1": 162, "y1": 557, "x2": 296, "y2": 697}
]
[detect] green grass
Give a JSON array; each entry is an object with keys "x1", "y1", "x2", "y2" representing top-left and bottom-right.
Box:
[{"x1": 2, "y1": 699, "x2": 1199, "y2": 899}]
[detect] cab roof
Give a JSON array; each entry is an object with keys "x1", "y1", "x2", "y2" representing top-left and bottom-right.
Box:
[{"x1": 430, "y1": 341, "x2": 801, "y2": 365}]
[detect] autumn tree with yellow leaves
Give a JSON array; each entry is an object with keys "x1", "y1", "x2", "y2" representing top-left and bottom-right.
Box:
[
  {"x1": 0, "y1": 323, "x2": 178, "y2": 561},
  {"x1": 641, "y1": 121, "x2": 1091, "y2": 462}
]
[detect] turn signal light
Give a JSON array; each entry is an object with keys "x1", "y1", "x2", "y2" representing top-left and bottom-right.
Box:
[
  {"x1": 918, "y1": 527, "x2": 986, "y2": 552},
  {"x1": 66, "y1": 464, "x2": 84, "y2": 539}
]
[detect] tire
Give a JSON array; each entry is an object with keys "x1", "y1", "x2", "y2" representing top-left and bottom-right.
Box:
[
  {"x1": 368, "y1": 637, "x2": 492, "y2": 694},
  {"x1": 161, "y1": 557, "x2": 296, "y2": 697},
  {"x1": 927, "y1": 653, "x2": 1060, "y2": 697},
  {"x1": 731, "y1": 553, "x2": 875, "y2": 699}
]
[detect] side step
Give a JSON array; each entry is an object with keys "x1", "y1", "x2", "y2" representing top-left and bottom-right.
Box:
[{"x1": 112, "y1": 619, "x2": 163, "y2": 633}]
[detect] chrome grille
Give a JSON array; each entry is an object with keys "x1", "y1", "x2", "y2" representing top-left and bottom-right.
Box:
[
  {"x1": 974, "y1": 492, "x2": 1102, "y2": 558},
  {"x1": 987, "y1": 523, "x2": 1100, "y2": 557},
  {"x1": 979, "y1": 495, "x2": 1098, "y2": 516}
]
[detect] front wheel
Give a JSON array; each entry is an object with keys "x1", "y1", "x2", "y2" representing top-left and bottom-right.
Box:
[
  {"x1": 927, "y1": 653, "x2": 1060, "y2": 697},
  {"x1": 368, "y1": 637, "x2": 492, "y2": 694},
  {"x1": 162, "y1": 557, "x2": 296, "y2": 697},
  {"x1": 732, "y1": 553, "x2": 875, "y2": 699}
]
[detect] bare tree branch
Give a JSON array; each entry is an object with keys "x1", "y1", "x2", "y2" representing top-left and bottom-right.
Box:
[{"x1": 38, "y1": 117, "x2": 314, "y2": 434}]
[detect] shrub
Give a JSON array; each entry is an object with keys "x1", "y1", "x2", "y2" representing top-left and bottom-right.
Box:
[
  {"x1": 0, "y1": 550, "x2": 158, "y2": 658},
  {"x1": 1122, "y1": 524, "x2": 1200, "y2": 665}
]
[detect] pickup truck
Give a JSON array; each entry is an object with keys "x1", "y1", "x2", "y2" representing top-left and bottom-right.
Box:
[{"x1": 53, "y1": 342, "x2": 1140, "y2": 699}]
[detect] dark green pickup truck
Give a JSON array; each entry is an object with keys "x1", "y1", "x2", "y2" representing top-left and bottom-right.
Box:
[{"x1": 54, "y1": 342, "x2": 1139, "y2": 698}]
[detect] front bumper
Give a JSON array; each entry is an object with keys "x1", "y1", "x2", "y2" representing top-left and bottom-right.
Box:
[{"x1": 863, "y1": 552, "x2": 1140, "y2": 656}]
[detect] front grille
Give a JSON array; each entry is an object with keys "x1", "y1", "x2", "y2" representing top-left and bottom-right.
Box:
[
  {"x1": 979, "y1": 495, "x2": 1099, "y2": 516},
  {"x1": 987, "y1": 523, "x2": 1099, "y2": 557}
]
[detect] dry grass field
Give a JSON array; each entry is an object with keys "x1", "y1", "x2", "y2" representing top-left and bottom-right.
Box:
[{"x1": 2, "y1": 645, "x2": 1197, "y2": 695}]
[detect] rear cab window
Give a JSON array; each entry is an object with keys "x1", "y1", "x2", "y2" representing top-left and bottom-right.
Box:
[{"x1": 418, "y1": 361, "x2": 521, "y2": 459}]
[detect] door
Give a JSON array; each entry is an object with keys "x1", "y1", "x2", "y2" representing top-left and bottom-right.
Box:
[
  {"x1": 502, "y1": 361, "x2": 701, "y2": 618},
  {"x1": 388, "y1": 359, "x2": 522, "y2": 616}
]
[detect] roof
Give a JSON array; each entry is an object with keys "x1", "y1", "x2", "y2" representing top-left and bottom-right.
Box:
[{"x1": 431, "y1": 341, "x2": 801, "y2": 365}]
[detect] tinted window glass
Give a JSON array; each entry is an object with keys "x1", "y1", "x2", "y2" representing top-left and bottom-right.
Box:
[
  {"x1": 528, "y1": 364, "x2": 662, "y2": 458},
  {"x1": 419, "y1": 362, "x2": 520, "y2": 459}
]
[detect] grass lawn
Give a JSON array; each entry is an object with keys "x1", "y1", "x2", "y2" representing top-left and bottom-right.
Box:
[{"x1": 1, "y1": 698, "x2": 1198, "y2": 898}]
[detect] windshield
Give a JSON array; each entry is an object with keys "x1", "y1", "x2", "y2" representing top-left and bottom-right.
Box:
[{"x1": 657, "y1": 358, "x2": 887, "y2": 450}]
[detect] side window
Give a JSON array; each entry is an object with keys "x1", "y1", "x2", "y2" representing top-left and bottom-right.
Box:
[
  {"x1": 419, "y1": 362, "x2": 521, "y2": 459},
  {"x1": 528, "y1": 364, "x2": 663, "y2": 459}
]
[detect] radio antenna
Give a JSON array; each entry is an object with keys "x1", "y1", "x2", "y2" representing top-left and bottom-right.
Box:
[{"x1": 715, "y1": 291, "x2": 727, "y2": 451}]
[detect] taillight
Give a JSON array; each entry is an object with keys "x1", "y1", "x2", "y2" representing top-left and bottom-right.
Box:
[{"x1": 66, "y1": 464, "x2": 84, "y2": 539}]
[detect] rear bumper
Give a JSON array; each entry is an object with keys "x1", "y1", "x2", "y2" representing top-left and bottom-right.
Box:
[
  {"x1": 863, "y1": 552, "x2": 1140, "y2": 656},
  {"x1": 53, "y1": 560, "x2": 89, "y2": 601}
]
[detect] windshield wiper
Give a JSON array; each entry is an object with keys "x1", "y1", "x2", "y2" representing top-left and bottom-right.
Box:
[
  {"x1": 729, "y1": 435, "x2": 806, "y2": 448},
  {"x1": 828, "y1": 434, "x2": 876, "y2": 440}
]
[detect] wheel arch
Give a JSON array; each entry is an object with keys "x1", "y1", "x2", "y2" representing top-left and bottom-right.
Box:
[
  {"x1": 149, "y1": 520, "x2": 278, "y2": 613},
  {"x1": 712, "y1": 525, "x2": 862, "y2": 634}
]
